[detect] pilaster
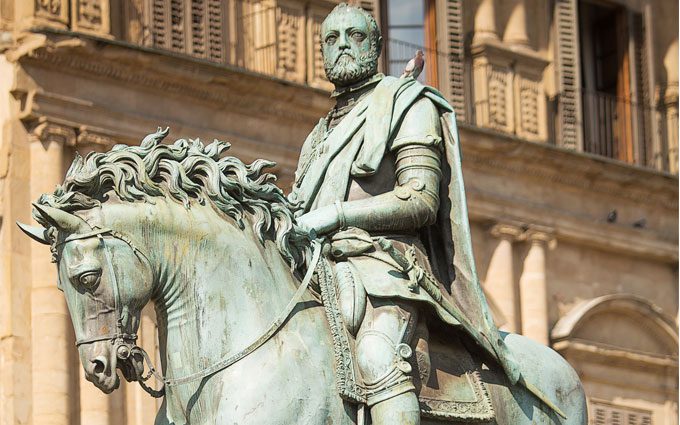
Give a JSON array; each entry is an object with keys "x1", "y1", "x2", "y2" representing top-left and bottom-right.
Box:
[
  {"x1": 518, "y1": 226, "x2": 555, "y2": 345},
  {"x1": 472, "y1": 0, "x2": 498, "y2": 45},
  {"x1": 663, "y1": 41, "x2": 679, "y2": 174},
  {"x1": 503, "y1": 0, "x2": 530, "y2": 49},
  {"x1": 29, "y1": 119, "x2": 75, "y2": 425},
  {"x1": 485, "y1": 223, "x2": 523, "y2": 332},
  {"x1": 471, "y1": 39, "x2": 548, "y2": 141}
]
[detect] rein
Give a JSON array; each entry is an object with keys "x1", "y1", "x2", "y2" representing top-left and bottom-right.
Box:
[{"x1": 69, "y1": 227, "x2": 322, "y2": 397}]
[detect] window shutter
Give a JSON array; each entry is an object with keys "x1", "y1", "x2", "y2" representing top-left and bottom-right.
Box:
[
  {"x1": 147, "y1": 0, "x2": 224, "y2": 62},
  {"x1": 631, "y1": 12, "x2": 652, "y2": 166},
  {"x1": 189, "y1": 0, "x2": 206, "y2": 57},
  {"x1": 276, "y1": 1, "x2": 305, "y2": 82},
  {"x1": 150, "y1": 0, "x2": 170, "y2": 49},
  {"x1": 444, "y1": 0, "x2": 465, "y2": 122},
  {"x1": 555, "y1": 0, "x2": 583, "y2": 150},
  {"x1": 207, "y1": 0, "x2": 225, "y2": 62},
  {"x1": 590, "y1": 399, "x2": 653, "y2": 425},
  {"x1": 170, "y1": 0, "x2": 185, "y2": 52}
]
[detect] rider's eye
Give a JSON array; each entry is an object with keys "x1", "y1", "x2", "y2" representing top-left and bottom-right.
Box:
[
  {"x1": 351, "y1": 31, "x2": 365, "y2": 42},
  {"x1": 78, "y1": 270, "x2": 101, "y2": 289},
  {"x1": 325, "y1": 35, "x2": 337, "y2": 45}
]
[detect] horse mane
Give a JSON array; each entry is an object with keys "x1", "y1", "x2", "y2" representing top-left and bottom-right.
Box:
[{"x1": 35, "y1": 127, "x2": 309, "y2": 268}]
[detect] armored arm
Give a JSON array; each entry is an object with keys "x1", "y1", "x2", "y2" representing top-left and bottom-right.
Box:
[
  {"x1": 296, "y1": 97, "x2": 443, "y2": 235},
  {"x1": 338, "y1": 144, "x2": 441, "y2": 232}
]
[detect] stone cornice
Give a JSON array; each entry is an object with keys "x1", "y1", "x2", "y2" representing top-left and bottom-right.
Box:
[
  {"x1": 470, "y1": 38, "x2": 549, "y2": 72},
  {"x1": 13, "y1": 31, "x2": 332, "y2": 125},
  {"x1": 554, "y1": 339, "x2": 678, "y2": 372}
]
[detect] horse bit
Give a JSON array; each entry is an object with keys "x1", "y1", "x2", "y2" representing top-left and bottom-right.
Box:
[{"x1": 58, "y1": 226, "x2": 321, "y2": 398}]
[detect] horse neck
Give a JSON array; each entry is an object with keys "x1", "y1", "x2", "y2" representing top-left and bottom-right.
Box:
[{"x1": 142, "y1": 200, "x2": 301, "y2": 379}]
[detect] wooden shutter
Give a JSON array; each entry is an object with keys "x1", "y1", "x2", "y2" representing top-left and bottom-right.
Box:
[
  {"x1": 631, "y1": 11, "x2": 652, "y2": 166},
  {"x1": 423, "y1": 0, "x2": 438, "y2": 88},
  {"x1": 444, "y1": 0, "x2": 465, "y2": 122},
  {"x1": 590, "y1": 399, "x2": 653, "y2": 425},
  {"x1": 146, "y1": 0, "x2": 225, "y2": 62},
  {"x1": 555, "y1": 0, "x2": 583, "y2": 150},
  {"x1": 189, "y1": 0, "x2": 207, "y2": 57},
  {"x1": 615, "y1": 10, "x2": 634, "y2": 162},
  {"x1": 150, "y1": 0, "x2": 170, "y2": 49}
]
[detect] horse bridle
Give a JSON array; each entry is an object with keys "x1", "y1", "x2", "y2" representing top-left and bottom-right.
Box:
[
  {"x1": 59, "y1": 226, "x2": 321, "y2": 398},
  {"x1": 57, "y1": 227, "x2": 165, "y2": 397}
]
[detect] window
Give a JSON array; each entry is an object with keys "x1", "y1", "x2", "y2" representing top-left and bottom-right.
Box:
[
  {"x1": 383, "y1": 0, "x2": 437, "y2": 86},
  {"x1": 578, "y1": 1, "x2": 648, "y2": 163}
]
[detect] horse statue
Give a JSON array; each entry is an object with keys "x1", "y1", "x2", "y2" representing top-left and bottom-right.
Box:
[{"x1": 19, "y1": 129, "x2": 586, "y2": 424}]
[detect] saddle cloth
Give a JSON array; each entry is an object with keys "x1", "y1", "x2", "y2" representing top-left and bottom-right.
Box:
[{"x1": 315, "y1": 256, "x2": 495, "y2": 422}]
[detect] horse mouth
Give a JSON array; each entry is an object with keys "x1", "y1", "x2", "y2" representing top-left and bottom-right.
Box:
[
  {"x1": 117, "y1": 352, "x2": 145, "y2": 383},
  {"x1": 90, "y1": 371, "x2": 121, "y2": 394}
]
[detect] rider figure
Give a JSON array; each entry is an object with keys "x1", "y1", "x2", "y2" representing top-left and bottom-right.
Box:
[{"x1": 290, "y1": 4, "x2": 521, "y2": 424}]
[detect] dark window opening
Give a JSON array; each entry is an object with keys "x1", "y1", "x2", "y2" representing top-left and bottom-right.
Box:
[{"x1": 579, "y1": 1, "x2": 635, "y2": 162}]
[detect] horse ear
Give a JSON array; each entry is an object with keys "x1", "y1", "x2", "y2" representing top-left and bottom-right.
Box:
[
  {"x1": 16, "y1": 222, "x2": 50, "y2": 245},
  {"x1": 32, "y1": 203, "x2": 90, "y2": 233}
]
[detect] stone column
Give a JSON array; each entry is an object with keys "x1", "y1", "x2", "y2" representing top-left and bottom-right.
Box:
[
  {"x1": 30, "y1": 120, "x2": 75, "y2": 425},
  {"x1": 473, "y1": 0, "x2": 499, "y2": 45},
  {"x1": 126, "y1": 304, "x2": 159, "y2": 425},
  {"x1": 485, "y1": 224, "x2": 522, "y2": 332},
  {"x1": 663, "y1": 41, "x2": 678, "y2": 174},
  {"x1": 76, "y1": 127, "x2": 119, "y2": 424},
  {"x1": 503, "y1": 0, "x2": 530, "y2": 49},
  {"x1": 79, "y1": 369, "x2": 110, "y2": 425},
  {"x1": 0, "y1": 75, "x2": 34, "y2": 425},
  {"x1": 519, "y1": 228, "x2": 554, "y2": 345}
]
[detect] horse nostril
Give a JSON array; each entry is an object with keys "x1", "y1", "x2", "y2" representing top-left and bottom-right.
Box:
[{"x1": 92, "y1": 357, "x2": 107, "y2": 375}]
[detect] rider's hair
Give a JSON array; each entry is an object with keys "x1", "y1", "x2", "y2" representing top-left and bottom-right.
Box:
[{"x1": 35, "y1": 128, "x2": 309, "y2": 269}]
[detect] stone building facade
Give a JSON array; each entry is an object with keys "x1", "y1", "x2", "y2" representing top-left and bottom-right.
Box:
[{"x1": 0, "y1": 0, "x2": 676, "y2": 424}]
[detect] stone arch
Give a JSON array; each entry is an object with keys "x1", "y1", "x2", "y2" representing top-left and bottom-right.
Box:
[{"x1": 552, "y1": 294, "x2": 678, "y2": 357}]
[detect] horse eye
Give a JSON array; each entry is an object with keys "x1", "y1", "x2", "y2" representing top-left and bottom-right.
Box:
[{"x1": 78, "y1": 270, "x2": 101, "y2": 289}]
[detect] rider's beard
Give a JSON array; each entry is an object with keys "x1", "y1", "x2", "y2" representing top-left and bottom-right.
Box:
[{"x1": 325, "y1": 51, "x2": 377, "y2": 87}]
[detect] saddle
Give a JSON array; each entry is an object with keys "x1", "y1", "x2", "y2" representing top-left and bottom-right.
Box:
[{"x1": 315, "y1": 255, "x2": 495, "y2": 422}]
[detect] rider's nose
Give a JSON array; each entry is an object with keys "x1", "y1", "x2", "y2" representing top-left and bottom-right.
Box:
[{"x1": 338, "y1": 33, "x2": 350, "y2": 50}]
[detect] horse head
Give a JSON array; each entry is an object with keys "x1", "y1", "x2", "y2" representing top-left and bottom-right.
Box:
[
  {"x1": 18, "y1": 128, "x2": 308, "y2": 399},
  {"x1": 19, "y1": 202, "x2": 155, "y2": 393}
]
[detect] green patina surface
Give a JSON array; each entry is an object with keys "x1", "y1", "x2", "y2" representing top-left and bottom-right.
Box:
[{"x1": 18, "y1": 4, "x2": 588, "y2": 425}]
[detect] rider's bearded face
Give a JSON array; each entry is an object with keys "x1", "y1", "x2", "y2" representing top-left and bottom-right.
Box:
[{"x1": 321, "y1": 7, "x2": 380, "y2": 88}]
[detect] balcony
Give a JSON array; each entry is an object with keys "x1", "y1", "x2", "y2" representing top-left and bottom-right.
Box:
[{"x1": 555, "y1": 89, "x2": 678, "y2": 174}]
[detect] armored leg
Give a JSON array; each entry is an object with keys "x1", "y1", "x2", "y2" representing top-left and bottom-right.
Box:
[{"x1": 355, "y1": 297, "x2": 419, "y2": 425}]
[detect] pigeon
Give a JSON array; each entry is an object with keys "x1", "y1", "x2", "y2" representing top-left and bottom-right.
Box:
[
  {"x1": 632, "y1": 218, "x2": 646, "y2": 229},
  {"x1": 606, "y1": 209, "x2": 617, "y2": 223},
  {"x1": 401, "y1": 50, "x2": 425, "y2": 80}
]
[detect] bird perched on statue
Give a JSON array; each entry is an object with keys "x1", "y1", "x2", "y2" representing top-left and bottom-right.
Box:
[{"x1": 401, "y1": 50, "x2": 425, "y2": 80}]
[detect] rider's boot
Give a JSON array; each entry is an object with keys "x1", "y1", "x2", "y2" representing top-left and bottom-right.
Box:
[{"x1": 369, "y1": 391, "x2": 420, "y2": 425}]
